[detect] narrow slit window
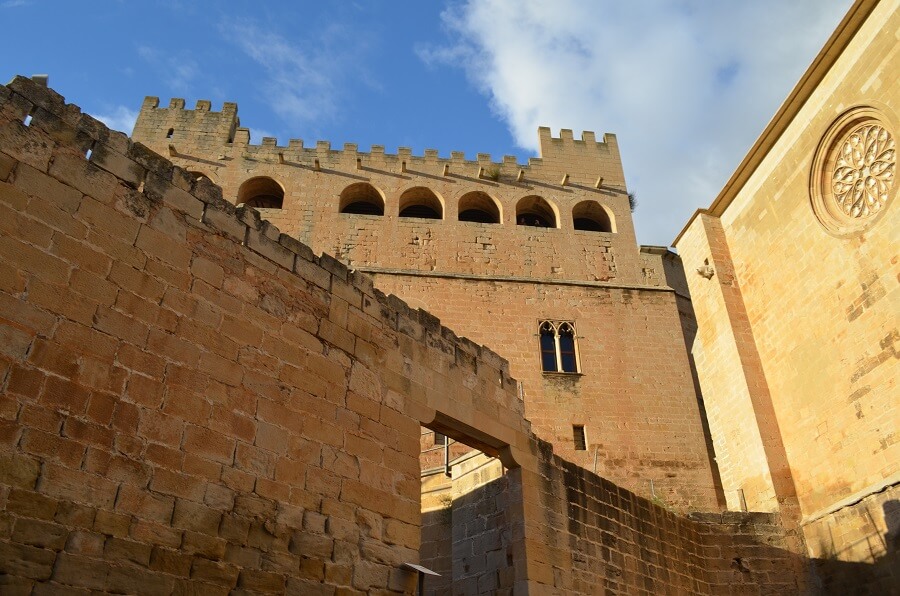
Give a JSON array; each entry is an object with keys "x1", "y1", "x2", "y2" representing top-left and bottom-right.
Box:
[
  {"x1": 166, "y1": 128, "x2": 174, "y2": 138},
  {"x1": 573, "y1": 425, "x2": 587, "y2": 450},
  {"x1": 538, "y1": 320, "x2": 581, "y2": 374}
]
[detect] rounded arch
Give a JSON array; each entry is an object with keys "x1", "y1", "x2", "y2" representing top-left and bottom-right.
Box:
[
  {"x1": 187, "y1": 170, "x2": 217, "y2": 185},
  {"x1": 339, "y1": 182, "x2": 385, "y2": 215},
  {"x1": 458, "y1": 191, "x2": 502, "y2": 224},
  {"x1": 398, "y1": 186, "x2": 443, "y2": 220},
  {"x1": 572, "y1": 200, "x2": 615, "y2": 232},
  {"x1": 516, "y1": 195, "x2": 558, "y2": 228},
  {"x1": 237, "y1": 176, "x2": 284, "y2": 209}
]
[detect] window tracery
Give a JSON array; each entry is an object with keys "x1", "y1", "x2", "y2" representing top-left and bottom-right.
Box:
[{"x1": 539, "y1": 320, "x2": 580, "y2": 373}]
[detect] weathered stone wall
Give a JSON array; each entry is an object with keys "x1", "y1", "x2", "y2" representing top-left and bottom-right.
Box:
[
  {"x1": 422, "y1": 442, "x2": 803, "y2": 594},
  {"x1": 803, "y1": 482, "x2": 900, "y2": 594},
  {"x1": 676, "y1": 0, "x2": 898, "y2": 536},
  {"x1": 131, "y1": 91, "x2": 722, "y2": 510},
  {"x1": 0, "y1": 76, "x2": 530, "y2": 594},
  {"x1": 373, "y1": 273, "x2": 719, "y2": 511}
]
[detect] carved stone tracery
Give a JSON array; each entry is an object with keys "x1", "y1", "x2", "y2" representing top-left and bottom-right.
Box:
[{"x1": 830, "y1": 122, "x2": 895, "y2": 219}]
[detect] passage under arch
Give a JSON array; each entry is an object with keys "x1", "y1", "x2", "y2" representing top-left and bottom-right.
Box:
[
  {"x1": 458, "y1": 191, "x2": 501, "y2": 224},
  {"x1": 572, "y1": 200, "x2": 614, "y2": 232},
  {"x1": 237, "y1": 176, "x2": 284, "y2": 209},
  {"x1": 516, "y1": 195, "x2": 557, "y2": 228},
  {"x1": 340, "y1": 182, "x2": 384, "y2": 215},
  {"x1": 399, "y1": 187, "x2": 443, "y2": 220}
]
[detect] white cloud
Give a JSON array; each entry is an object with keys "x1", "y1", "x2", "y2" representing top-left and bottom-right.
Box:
[
  {"x1": 221, "y1": 20, "x2": 369, "y2": 127},
  {"x1": 94, "y1": 106, "x2": 139, "y2": 135},
  {"x1": 422, "y1": 0, "x2": 852, "y2": 244},
  {"x1": 1, "y1": 0, "x2": 29, "y2": 7}
]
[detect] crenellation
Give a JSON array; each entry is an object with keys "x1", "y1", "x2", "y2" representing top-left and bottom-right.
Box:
[
  {"x1": 233, "y1": 128, "x2": 250, "y2": 144},
  {"x1": 168, "y1": 98, "x2": 185, "y2": 109},
  {"x1": 195, "y1": 100, "x2": 211, "y2": 111},
  {"x1": 138, "y1": 97, "x2": 160, "y2": 116}
]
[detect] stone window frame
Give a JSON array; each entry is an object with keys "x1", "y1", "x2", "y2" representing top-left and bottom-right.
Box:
[
  {"x1": 573, "y1": 425, "x2": 587, "y2": 450},
  {"x1": 809, "y1": 104, "x2": 897, "y2": 237},
  {"x1": 538, "y1": 320, "x2": 581, "y2": 374}
]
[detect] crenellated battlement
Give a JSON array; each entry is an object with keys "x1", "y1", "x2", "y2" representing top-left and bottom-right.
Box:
[
  {"x1": 133, "y1": 96, "x2": 240, "y2": 148},
  {"x1": 133, "y1": 97, "x2": 625, "y2": 186},
  {"x1": 537, "y1": 126, "x2": 619, "y2": 157}
]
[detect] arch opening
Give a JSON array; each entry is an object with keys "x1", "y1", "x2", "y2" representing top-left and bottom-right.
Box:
[
  {"x1": 458, "y1": 191, "x2": 501, "y2": 224},
  {"x1": 237, "y1": 176, "x2": 284, "y2": 209},
  {"x1": 516, "y1": 195, "x2": 557, "y2": 228},
  {"x1": 339, "y1": 182, "x2": 385, "y2": 216},
  {"x1": 187, "y1": 171, "x2": 211, "y2": 184},
  {"x1": 399, "y1": 187, "x2": 443, "y2": 220},
  {"x1": 572, "y1": 200, "x2": 614, "y2": 233}
]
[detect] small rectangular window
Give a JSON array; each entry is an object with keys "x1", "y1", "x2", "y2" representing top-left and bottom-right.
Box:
[
  {"x1": 434, "y1": 432, "x2": 446, "y2": 445},
  {"x1": 573, "y1": 425, "x2": 586, "y2": 450}
]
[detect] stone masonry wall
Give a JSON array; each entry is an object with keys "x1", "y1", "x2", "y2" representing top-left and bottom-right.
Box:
[
  {"x1": 803, "y1": 482, "x2": 900, "y2": 594},
  {"x1": 421, "y1": 441, "x2": 803, "y2": 594},
  {"x1": 372, "y1": 273, "x2": 720, "y2": 511},
  {"x1": 130, "y1": 88, "x2": 722, "y2": 512},
  {"x1": 0, "y1": 76, "x2": 528, "y2": 594},
  {"x1": 532, "y1": 440, "x2": 805, "y2": 594},
  {"x1": 676, "y1": 0, "x2": 898, "y2": 526},
  {"x1": 133, "y1": 103, "x2": 642, "y2": 286}
]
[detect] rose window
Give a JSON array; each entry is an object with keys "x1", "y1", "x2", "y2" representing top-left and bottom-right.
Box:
[
  {"x1": 830, "y1": 123, "x2": 894, "y2": 219},
  {"x1": 810, "y1": 107, "x2": 897, "y2": 236}
]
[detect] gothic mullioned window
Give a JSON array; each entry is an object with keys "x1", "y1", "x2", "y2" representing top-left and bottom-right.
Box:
[{"x1": 539, "y1": 320, "x2": 580, "y2": 373}]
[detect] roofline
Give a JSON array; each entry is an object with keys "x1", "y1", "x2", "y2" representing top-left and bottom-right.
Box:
[{"x1": 672, "y1": 0, "x2": 880, "y2": 246}]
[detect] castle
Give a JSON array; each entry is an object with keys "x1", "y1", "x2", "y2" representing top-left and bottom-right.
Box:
[{"x1": 0, "y1": 0, "x2": 895, "y2": 593}]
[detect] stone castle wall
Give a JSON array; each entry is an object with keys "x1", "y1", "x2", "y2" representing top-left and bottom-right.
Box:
[
  {"x1": 420, "y1": 449, "x2": 803, "y2": 594},
  {"x1": 0, "y1": 75, "x2": 815, "y2": 594},
  {"x1": 130, "y1": 91, "x2": 721, "y2": 509},
  {"x1": 373, "y1": 273, "x2": 718, "y2": 509},
  {"x1": 0, "y1": 75, "x2": 528, "y2": 593}
]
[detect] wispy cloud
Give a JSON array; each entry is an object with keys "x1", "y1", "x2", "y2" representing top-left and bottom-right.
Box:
[
  {"x1": 1, "y1": 0, "x2": 29, "y2": 8},
  {"x1": 420, "y1": 0, "x2": 852, "y2": 244},
  {"x1": 137, "y1": 45, "x2": 199, "y2": 93},
  {"x1": 219, "y1": 20, "x2": 371, "y2": 128},
  {"x1": 94, "y1": 106, "x2": 139, "y2": 135}
]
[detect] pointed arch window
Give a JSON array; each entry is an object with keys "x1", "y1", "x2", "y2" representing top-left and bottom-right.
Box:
[{"x1": 538, "y1": 320, "x2": 581, "y2": 373}]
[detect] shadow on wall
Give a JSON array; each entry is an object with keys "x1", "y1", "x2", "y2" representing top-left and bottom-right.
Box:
[
  {"x1": 420, "y1": 474, "x2": 515, "y2": 595},
  {"x1": 810, "y1": 499, "x2": 900, "y2": 595}
]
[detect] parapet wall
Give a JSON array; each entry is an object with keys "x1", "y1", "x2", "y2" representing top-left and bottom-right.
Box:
[
  {"x1": 133, "y1": 96, "x2": 240, "y2": 150},
  {"x1": 134, "y1": 97, "x2": 623, "y2": 185}
]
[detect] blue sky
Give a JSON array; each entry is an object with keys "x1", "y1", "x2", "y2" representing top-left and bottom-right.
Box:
[{"x1": 1, "y1": 0, "x2": 851, "y2": 245}]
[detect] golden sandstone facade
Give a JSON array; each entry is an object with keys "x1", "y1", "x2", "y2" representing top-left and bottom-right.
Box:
[
  {"x1": 674, "y1": 0, "x2": 898, "y2": 589},
  {"x1": 130, "y1": 95, "x2": 721, "y2": 512},
  {"x1": 0, "y1": 0, "x2": 896, "y2": 593}
]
